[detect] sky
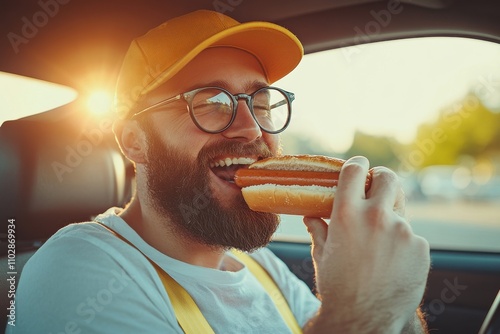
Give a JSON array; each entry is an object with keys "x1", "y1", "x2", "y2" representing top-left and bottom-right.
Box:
[{"x1": 275, "y1": 37, "x2": 500, "y2": 152}]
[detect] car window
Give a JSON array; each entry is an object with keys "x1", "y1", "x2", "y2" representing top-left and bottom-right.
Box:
[
  {"x1": 0, "y1": 72, "x2": 77, "y2": 125},
  {"x1": 273, "y1": 37, "x2": 500, "y2": 253}
]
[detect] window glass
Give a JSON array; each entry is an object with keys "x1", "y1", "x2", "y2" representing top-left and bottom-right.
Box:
[
  {"x1": 0, "y1": 72, "x2": 77, "y2": 125},
  {"x1": 273, "y1": 37, "x2": 500, "y2": 253}
]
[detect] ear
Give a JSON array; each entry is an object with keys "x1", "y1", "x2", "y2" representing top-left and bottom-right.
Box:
[{"x1": 113, "y1": 119, "x2": 148, "y2": 164}]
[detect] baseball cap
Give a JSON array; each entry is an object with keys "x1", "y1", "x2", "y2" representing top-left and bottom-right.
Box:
[{"x1": 114, "y1": 10, "x2": 304, "y2": 119}]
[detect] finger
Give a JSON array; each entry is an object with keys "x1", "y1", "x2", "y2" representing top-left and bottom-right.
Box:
[
  {"x1": 336, "y1": 156, "x2": 370, "y2": 203},
  {"x1": 303, "y1": 217, "x2": 328, "y2": 257},
  {"x1": 367, "y1": 167, "x2": 407, "y2": 218},
  {"x1": 366, "y1": 167, "x2": 402, "y2": 210},
  {"x1": 394, "y1": 186, "x2": 406, "y2": 217}
]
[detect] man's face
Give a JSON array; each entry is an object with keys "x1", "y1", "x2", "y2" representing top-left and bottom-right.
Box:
[{"x1": 138, "y1": 48, "x2": 282, "y2": 251}]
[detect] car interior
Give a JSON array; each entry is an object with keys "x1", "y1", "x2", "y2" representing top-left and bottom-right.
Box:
[{"x1": 1, "y1": 0, "x2": 500, "y2": 333}]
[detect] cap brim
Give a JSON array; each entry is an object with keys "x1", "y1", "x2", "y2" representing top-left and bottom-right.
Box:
[{"x1": 144, "y1": 21, "x2": 303, "y2": 96}]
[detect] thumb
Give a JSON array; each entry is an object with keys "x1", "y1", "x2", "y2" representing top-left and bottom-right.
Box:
[{"x1": 303, "y1": 217, "x2": 328, "y2": 257}]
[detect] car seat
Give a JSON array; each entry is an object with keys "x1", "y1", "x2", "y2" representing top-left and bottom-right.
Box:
[{"x1": 0, "y1": 106, "x2": 132, "y2": 331}]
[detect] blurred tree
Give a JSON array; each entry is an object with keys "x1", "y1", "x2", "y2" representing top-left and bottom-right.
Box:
[
  {"x1": 344, "y1": 131, "x2": 401, "y2": 169},
  {"x1": 412, "y1": 93, "x2": 500, "y2": 168}
]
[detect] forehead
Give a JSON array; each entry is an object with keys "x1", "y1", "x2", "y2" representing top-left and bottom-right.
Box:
[{"x1": 149, "y1": 47, "x2": 268, "y2": 98}]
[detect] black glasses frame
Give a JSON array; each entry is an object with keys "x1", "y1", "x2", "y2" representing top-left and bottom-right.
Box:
[{"x1": 131, "y1": 86, "x2": 295, "y2": 134}]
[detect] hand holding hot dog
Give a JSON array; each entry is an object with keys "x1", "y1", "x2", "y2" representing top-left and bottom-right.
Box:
[
  {"x1": 303, "y1": 156, "x2": 430, "y2": 333},
  {"x1": 235, "y1": 154, "x2": 430, "y2": 332}
]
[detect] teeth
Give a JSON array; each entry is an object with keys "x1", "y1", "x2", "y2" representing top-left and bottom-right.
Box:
[
  {"x1": 210, "y1": 157, "x2": 257, "y2": 168},
  {"x1": 236, "y1": 157, "x2": 255, "y2": 164}
]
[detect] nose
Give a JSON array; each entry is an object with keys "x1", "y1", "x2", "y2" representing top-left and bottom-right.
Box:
[{"x1": 221, "y1": 97, "x2": 262, "y2": 142}]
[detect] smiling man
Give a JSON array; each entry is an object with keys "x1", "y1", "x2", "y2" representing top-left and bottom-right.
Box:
[
  {"x1": 117, "y1": 46, "x2": 288, "y2": 264},
  {"x1": 12, "y1": 10, "x2": 430, "y2": 334}
]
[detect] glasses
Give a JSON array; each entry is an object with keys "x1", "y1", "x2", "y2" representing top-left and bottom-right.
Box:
[{"x1": 131, "y1": 86, "x2": 295, "y2": 134}]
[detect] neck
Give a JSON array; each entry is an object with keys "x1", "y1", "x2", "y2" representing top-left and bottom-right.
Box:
[{"x1": 118, "y1": 196, "x2": 227, "y2": 269}]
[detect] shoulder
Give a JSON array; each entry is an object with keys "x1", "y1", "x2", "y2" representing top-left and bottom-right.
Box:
[
  {"x1": 15, "y1": 222, "x2": 179, "y2": 333},
  {"x1": 25, "y1": 222, "x2": 144, "y2": 273}
]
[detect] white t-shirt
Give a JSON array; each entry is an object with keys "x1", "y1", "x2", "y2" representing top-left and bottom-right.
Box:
[{"x1": 10, "y1": 208, "x2": 321, "y2": 333}]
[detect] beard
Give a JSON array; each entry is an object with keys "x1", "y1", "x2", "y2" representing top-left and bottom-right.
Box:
[{"x1": 140, "y1": 118, "x2": 280, "y2": 252}]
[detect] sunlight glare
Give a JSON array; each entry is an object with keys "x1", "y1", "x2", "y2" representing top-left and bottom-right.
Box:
[{"x1": 87, "y1": 90, "x2": 113, "y2": 115}]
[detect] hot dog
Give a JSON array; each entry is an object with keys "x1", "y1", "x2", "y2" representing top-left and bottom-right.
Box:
[{"x1": 234, "y1": 155, "x2": 372, "y2": 218}]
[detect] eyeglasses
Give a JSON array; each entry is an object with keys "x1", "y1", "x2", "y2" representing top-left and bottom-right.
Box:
[{"x1": 131, "y1": 86, "x2": 295, "y2": 134}]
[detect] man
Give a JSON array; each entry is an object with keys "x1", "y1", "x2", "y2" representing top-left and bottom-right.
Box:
[{"x1": 12, "y1": 10, "x2": 430, "y2": 333}]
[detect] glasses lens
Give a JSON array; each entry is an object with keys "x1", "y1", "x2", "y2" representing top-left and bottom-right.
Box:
[
  {"x1": 252, "y1": 88, "x2": 290, "y2": 133},
  {"x1": 191, "y1": 88, "x2": 233, "y2": 132}
]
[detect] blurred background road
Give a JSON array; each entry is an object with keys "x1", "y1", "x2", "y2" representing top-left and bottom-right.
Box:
[{"x1": 275, "y1": 200, "x2": 500, "y2": 252}]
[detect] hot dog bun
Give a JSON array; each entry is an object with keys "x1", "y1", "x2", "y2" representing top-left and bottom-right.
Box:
[{"x1": 235, "y1": 155, "x2": 355, "y2": 218}]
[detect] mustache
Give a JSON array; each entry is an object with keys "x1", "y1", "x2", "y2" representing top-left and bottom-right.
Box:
[{"x1": 198, "y1": 139, "x2": 274, "y2": 163}]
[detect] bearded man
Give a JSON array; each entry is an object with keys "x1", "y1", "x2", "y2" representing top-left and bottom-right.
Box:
[{"x1": 12, "y1": 10, "x2": 430, "y2": 334}]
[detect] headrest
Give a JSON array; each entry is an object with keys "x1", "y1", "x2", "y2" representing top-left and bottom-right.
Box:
[{"x1": 0, "y1": 114, "x2": 132, "y2": 241}]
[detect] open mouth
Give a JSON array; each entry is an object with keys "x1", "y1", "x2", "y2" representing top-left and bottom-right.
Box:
[{"x1": 209, "y1": 157, "x2": 257, "y2": 183}]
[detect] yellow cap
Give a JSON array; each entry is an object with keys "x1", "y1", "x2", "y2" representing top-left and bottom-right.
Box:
[{"x1": 114, "y1": 10, "x2": 304, "y2": 118}]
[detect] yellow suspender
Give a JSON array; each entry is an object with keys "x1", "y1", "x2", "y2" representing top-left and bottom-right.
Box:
[{"x1": 95, "y1": 223, "x2": 302, "y2": 334}]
